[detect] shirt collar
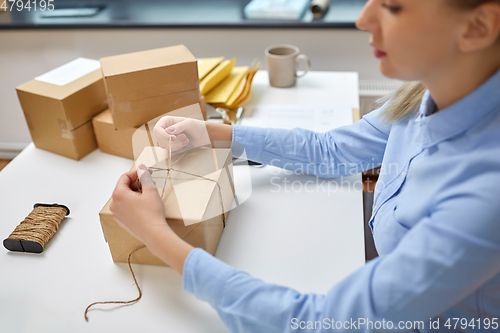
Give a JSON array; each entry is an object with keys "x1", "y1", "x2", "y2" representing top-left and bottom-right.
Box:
[{"x1": 419, "y1": 67, "x2": 500, "y2": 148}]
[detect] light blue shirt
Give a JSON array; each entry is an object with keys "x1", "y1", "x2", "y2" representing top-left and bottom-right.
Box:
[{"x1": 182, "y1": 68, "x2": 500, "y2": 333}]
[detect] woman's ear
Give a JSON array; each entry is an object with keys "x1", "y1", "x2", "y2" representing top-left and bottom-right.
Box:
[{"x1": 458, "y1": 3, "x2": 500, "y2": 53}]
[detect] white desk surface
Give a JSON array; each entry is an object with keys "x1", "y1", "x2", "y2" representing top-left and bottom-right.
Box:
[{"x1": 0, "y1": 71, "x2": 364, "y2": 333}]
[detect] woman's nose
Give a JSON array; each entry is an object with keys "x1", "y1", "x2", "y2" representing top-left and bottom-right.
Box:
[{"x1": 356, "y1": 0, "x2": 379, "y2": 32}]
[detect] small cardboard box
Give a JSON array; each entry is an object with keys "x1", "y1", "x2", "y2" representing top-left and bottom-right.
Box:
[
  {"x1": 93, "y1": 102, "x2": 207, "y2": 160},
  {"x1": 99, "y1": 146, "x2": 234, "y2": 265},
  {"x1": 16, "y1": 58, "x2": 107, "y2": 160},
  {"x1": 92, "y1": 109, "x2": 140, "y2": 160},
  {"x1": 100, "y1": 45, "x2": 200, "y2": 130}
]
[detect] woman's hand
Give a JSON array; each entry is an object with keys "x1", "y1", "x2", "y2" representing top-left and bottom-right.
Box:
[
  {"x1": 153, "y1": 116, "x2": 211, "y2": 151},
  {"x1": 110, "y1": 165, "x2": 194, "y2": 274},
  {"x1": 110, "y1": 165, "x2": 167, "y2": 247}
]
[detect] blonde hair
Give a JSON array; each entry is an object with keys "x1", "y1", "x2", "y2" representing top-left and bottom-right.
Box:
[
  {"x1": 378, "y1": 82, "x2": 426, "y2": 123},
  {"x1": 379, "y1": 0, "x2": 500, "y2": 123}
]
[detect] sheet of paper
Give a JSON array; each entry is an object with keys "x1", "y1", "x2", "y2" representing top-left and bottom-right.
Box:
[
  {"x1": 35, "y1": 58, "x2": 101, "y2": 86},
  {"x1": 240, "y1": 104, "x2": 354, "y2": 132}
]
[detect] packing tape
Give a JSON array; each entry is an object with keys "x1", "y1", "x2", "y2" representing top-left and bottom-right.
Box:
[
  {"x1": 59, "y1": 118, "x2": 96, "y2": 140},
  {"x1": 116, "y1": 100, "x2": 132, "y2": 113},
  {"x1": 107, "y1": 93, "x2": 116, "y2": 113},
  {"x1": 58, "y1": 119, "x2": 74, "y2": 140}
]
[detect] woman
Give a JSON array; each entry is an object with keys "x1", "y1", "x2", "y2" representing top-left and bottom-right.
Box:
[{"x1": 110, "y1": 0, "x2": 500, "y2": 331}]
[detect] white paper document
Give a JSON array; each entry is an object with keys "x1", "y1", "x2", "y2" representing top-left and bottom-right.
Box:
[
  {"x1": 35, "y1": 58, "x2": 101, "y2": 86},
  {"x1": 240, "y1": 104, "x2": 354, "y2": 132}
]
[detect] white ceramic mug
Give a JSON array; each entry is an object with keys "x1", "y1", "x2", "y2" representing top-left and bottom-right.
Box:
[{"x1": 265, "y1": 44, "x2": 311, "y2": 88}]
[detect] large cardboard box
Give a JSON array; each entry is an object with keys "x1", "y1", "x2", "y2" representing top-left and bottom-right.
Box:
[
  {"x1": 100, "y1": 45, "x2": 200, "y2": 130},
  {"x1": 99, "y1": 146, "x2": 234, "y2": 265},
  {"x1": 93, "y1": 102, "x2": 207, "y2": 160},
  {"x1": 16, "y1": 58, "x2": 107, "y2": 160}
]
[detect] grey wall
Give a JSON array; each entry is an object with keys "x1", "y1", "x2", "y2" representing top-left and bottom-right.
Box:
[{"x1": 0, "y1": 28, "x2": 385, "y2": 156}]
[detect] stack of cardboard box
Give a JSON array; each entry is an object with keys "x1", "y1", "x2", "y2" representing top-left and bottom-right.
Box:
[
  {"x1": 15, "y1": 47, "x2": 235, "y2": 266},
  {"x1": 94, "y1": 46, "x2": 235, "y2": 265},
  {"x1": 16, "y1": 58, "x2": 107, "y2": 160},
  {"x1": 16, "y1": 45, "x2": 207, "y2": 161},
  {"x1": 93, "y1": 45, "x2": 206, "y2": 160}
]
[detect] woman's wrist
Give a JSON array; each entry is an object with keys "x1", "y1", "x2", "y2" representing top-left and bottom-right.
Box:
[
  {"x1": 206, "y1": 121, "x2": 233, "y2": 147},
  {"x1": 146, "y1": 221, "x2": 195, "y2": 275}
]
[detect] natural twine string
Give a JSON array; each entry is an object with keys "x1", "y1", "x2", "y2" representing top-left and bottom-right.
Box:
[
  {"x1": 148, "y1": 166, "x2": 227, "y2": 229},
  {"x1": 168, "y1": 132, "x2": 172, "y2": 162},
  {"x1": 84, "y1": 245, "x2": 146, "y2": 321},
  {"x1": 6, "y1": 206, "x2": 67, "y2": 248},
  {"x1": 85, "y1": 139, "x2": 228, "y2": 321},
  {"x1": 137, "y1": 135, "x2": 227, "y2": 228}
]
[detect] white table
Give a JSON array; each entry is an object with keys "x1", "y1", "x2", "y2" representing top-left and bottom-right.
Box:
[{"x1": 0, "y1": 71, "x2": 364, "y2": 332}]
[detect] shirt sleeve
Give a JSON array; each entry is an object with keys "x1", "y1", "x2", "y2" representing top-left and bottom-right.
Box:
[
  {"x1": 230, "y1": 106, "x2": 392, "y2": 178},
  {"x1": 183, "y1": 166, "x2": 500, "y2": 332}
]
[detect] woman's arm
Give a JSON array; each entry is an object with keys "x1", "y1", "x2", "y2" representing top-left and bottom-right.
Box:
[
  {"x1": 111, "y1": 150, "x2": 500, "y2": 333},
  {"x1": 231, "y1": 105, "x2": 392, "y2": 178},
  {"x1": 155, "y1": 105, "x2": 392, "y2": 179},
  {"x1": 206, "y1": 121, "x2": 233, "y2": 146},
  {"x1": 181, "y1": 167, "x2": 500, "y2": 332}
]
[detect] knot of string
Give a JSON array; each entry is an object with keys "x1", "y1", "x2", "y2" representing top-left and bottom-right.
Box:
[{"x1": 137, "y1": 135, "x2": 227, "y2": 228}]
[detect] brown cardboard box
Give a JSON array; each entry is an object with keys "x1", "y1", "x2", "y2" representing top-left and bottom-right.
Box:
[
  {"x1": 100, "y1": 45, "x2": 200, "y2": 130},
  {"x1": 93, "y1": 102, "x2": 207, "y2": 160},
  {"x1": 200, "y1": 95, "x2": 207, "y2": 118},
  {"x1": 16, "y1": 62, "x2": 107, "y2": 160},
  {"x1": 99, "y1": 146, "x2": 234, "y2": 265},
  {"x1": 92, "y1": 109, "x2": 139, "y2": 160}
]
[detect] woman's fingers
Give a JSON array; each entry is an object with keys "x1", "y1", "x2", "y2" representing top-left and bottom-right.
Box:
[
  {"x1": 154, "y1": 125, "x2": 172, "y2": 148},
  {"x1": 165, "y1": 118, "x2": 191, "y2": 135},
  {"x1": 126, "y1": 169, "x2": 142, "y2": 192},
  {"x1": 137, "y1": 164, "x2": 157, "y2": 190},
  {"x1": 154, "y1": 116, "x2": 185, "y2": 131},
  {"x1": 125, "y1": 169, "x2": 139, "y2": 182},
  {"x1": 111, "y1": 171, "x2": 139, "y2": 213},
  {"x1": 114, "y1": 170, "x2": 136, "y2": 192},
  {"x1": 153, "y1": 116, "x2": 204, "y2": 150},
  {"x1": 176, "y1": 133, "x2": 187, "y2": 141},
  {"x1": 155, "y1": 127, "x2": 189, "y2": 151}
]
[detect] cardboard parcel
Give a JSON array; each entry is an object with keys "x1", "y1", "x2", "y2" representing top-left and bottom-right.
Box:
[
  {"x1": 100, "y1": 45, "x2": 200, "y2": 130},
  {"x1": 16, "y1": 58, "x2": 107, "y2": 160},
  {"x1": 99, "y1": 146, "x2": 235, "y2": 266}
]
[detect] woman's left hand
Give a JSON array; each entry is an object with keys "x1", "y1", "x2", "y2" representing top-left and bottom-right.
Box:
[
  {"x1": 110, "y1": 164, "x2": 168, "y2": 246},
  {"x1": 109, "y1": 165, "x2": 194, "y2": 274}
]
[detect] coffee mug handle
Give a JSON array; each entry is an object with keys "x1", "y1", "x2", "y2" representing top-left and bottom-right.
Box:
[{"x1": 295, "y1": 54, "x2": 311, "y2": 78}]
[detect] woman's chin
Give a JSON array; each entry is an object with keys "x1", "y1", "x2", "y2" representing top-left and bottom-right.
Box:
[
  {"x1": 379, "y1": 62, "x2": 413, "y2": 81},
  {"x1": 379, "y1": 62, "x2": 400, "y2": 79}
]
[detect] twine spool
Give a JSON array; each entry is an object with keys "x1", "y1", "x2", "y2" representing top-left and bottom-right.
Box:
[{"x1": 3, "y1": 203, "x2": 70, "y2": 254}]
